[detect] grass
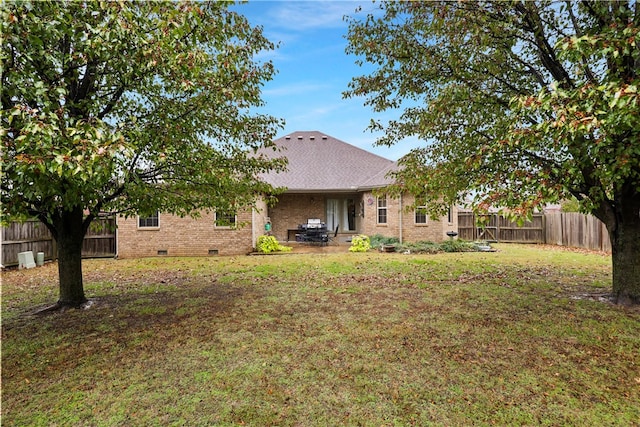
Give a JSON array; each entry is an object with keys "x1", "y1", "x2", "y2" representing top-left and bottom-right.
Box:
[{"x1": 2, "y1": 244, "x2": 639, "y2": 426}]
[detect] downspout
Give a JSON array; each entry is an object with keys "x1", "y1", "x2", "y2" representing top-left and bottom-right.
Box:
[
  {"x1": 251, "y1": 205, "x2": 256, "y2": 250},
  {"x1": 399, "y1": 193, "x2": 403, "y2": 244},
  {"x1": 114, "y1": 216, "x2": 119, "y2": 259}
]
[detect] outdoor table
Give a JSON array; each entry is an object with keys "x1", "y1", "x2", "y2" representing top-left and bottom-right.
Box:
[{"x1": 297, "y1": 222, "x2": 328, "y2": 244}]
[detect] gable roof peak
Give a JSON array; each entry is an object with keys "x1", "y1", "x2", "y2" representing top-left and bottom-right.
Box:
[
  {"x1": 261, "y1": 131, "x2": 397, "y2": 191},
  {"x1": 282, "y1": 130, "x2": 328, "y2": 140}
]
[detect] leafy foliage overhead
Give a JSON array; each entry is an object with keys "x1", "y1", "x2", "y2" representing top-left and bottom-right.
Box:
[
  {"x1": 1, "y1": 1, "x2": 286, "y2": 231},
  {"x1": 344, "y1": 1, "x2": 640, "y2": 222}
]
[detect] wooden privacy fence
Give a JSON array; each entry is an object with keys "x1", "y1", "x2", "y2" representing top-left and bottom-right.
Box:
[
  {"x1": 1, "y1": 217, "x2": 116, "y2": 267},
  {"x1": 544, "y1": 212, "x2": 611, "y2": 252},
  {"x1": 458, "y1": 212, "x2": 611, "y2": 252}
]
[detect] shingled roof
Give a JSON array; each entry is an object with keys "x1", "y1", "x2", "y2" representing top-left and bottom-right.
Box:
[{"x1": 259, "y1": 131, "x2": 397, "y2": 193}]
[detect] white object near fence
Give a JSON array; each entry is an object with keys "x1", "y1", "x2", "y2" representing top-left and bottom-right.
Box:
[{"x1": 18, "y1": 251, "x2": 36, "y2": 269}]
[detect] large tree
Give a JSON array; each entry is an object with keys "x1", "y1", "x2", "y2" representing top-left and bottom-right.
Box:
[
  {"x1": 344, "y1": 1, "x2": 640, "y2": 304},
  {"x1": 1, "y1": 1, "x2": 285, "y2": 308}
]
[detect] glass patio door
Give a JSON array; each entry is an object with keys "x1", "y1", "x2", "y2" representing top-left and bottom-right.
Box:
[
  {"x1": 326, "y1": 199, "x2": 339, "y2": 232},
  {"x1": 326, "y1": 198, "x2": 357, "y2": 233}
]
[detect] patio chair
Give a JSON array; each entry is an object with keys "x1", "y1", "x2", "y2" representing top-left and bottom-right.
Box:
[{"x1": 327, "y1": 225, "x2": 339, "y2": 243}]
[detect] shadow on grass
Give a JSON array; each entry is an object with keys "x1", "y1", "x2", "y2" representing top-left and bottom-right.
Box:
[
  {"x1": 2, "y1": 275, "x2": 257, "y2": 355},
  {"x1": 2, "y1": 250, "x2": 639, "y2": 426}
]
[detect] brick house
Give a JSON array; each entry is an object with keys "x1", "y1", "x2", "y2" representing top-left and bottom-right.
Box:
[{"x1": 116, "y1": 131, "x2": 458, "y2": 258}]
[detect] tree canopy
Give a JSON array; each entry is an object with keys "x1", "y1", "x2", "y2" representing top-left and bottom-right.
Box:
[
  {"x1": 345, "y1": 0, "x2": 640, "y2": 303},
  {"x1": 1, "y1": 1, "x2": 285, "y2": 306}
]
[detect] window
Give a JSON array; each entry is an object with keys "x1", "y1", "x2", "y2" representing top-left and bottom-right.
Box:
[
  {"x1": 447, "y1": 206, "x2": 453, "y2": 223},
  {"x1": 377, "y1": 196, "x2": 387, "y2": 224},
  {"x1": 215, "y1": 210, "x2": 237, "y2": 228},
  {"x1": 138, "y1": 211, "x2": 159, "y2": 228},
  {"x1": 415, "y1": 204, "x2": 428, "y2": 224}
]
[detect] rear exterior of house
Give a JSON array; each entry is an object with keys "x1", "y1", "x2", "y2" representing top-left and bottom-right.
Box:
[
  {"x1": 266, "y1": 191, "x2": 457, "y2": 245},
  {"x1": 260, "y1": 131, "x2": 457, "y2": 245},
  {"x1": 116, "y1": 198, "x2": 269, "y2": 258},
  {"x1": 116, "y1": 131, "x2": 457, "y2": 258}
]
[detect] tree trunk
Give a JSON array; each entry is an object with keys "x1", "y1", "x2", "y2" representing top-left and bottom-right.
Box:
[
  {"x1": 53, "y1": 207, "x2": 88, "y2": 307},
  {"x1": 608, "y1": 204, "x2": 640, "y2": 305}
]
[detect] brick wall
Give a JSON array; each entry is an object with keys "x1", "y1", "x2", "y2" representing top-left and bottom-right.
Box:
[
  {"x1": 400, "y1": 194, "x2": 458, "y2": 242},
  {"x1": 360, "y1": 191, "x2": 456, "y2": 243},
  {"x1": 360, "y1": 191, "x2": 400, "y2": 239},
  {"x1": 117, "y1": 208, "x2": 255, "y2": 258},
  {"x1": 267, "y1": 194, "x2": 326, "y2": 242},
  {"x1": 116, "y1": 193, "x2": 459, "y2": 258}
]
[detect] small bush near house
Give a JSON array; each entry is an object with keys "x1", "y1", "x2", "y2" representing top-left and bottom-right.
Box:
[
  {"x1": 356, "y1": 236, "x2": 484, "y2": 254},
  {"x1": 400, "y1": 240, "x2": 442, "y2": 254},
  {"x1": 256, "y1": 235, "x2": 292, "y2": 254},
  {"x1": 400, "y1": 239, "x2": 487, "y2": 254},
  {"x1": 369, "y1": 234, "x2": 400, "y2": 249},
  {"x1": 349, "y1": 234, "x2": 371, "y2": 252},
  {"x1": 439, "y1": 239, "x2": 479, "y2": 252}
]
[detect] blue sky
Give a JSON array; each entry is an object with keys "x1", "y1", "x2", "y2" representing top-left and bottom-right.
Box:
[{"x1": 233, "y1": 1, "x2": 420, "y2": 161}]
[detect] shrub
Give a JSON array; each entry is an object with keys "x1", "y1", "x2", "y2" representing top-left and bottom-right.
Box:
[
  {"x1": 439, "y1": 239, "x2": 478, "y2": 253},
  {"x1": 398, "y1": 239, "x2": 486, "y2": 254},
  {"x1": 256, "y1": 235, "x2": 292, "y2": 254},
  {"x1": 349, "y1": 234, "x2": 371, "y2": 252},
  {"x1": 369, "y1": 234, "x2": 400, "y2": 249},
  {"x1": 401, "y1": 240, "x2": 441, "y2": 254}
]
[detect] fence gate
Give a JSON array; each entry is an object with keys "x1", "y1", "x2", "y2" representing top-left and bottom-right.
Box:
[
  {"x1": 457, "y1": 212, "x2": 544, "y2": 243},
  {"x1": 477, "y1": 214, "x2": 499, "y2": 241}
]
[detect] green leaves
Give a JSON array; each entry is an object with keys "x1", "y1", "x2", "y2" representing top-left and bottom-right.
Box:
[
  {"x1": 510, "y1": 24, "x2": 640, "y2": 209},
  {"x1": 255, "y1": 235, "x2": 292, "y2": 254},
  {"x1": 345, "y1": 0, "x2": 640, "y2": 220},
  {"x1": 2, "y1": 1, "x2": 285, "y2": 226},
  {"x1": 349, "y1": 235, "x2": 371, "y2": 252}
]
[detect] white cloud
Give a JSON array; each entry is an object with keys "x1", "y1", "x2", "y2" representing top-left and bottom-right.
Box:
[
  {"x1": 263, "y1": 81, "x2": 332, "y2": 97},
  {"x1": 266, "y1": 1, "x2": 362, "y2": 31},
  {"x1": 238, "y1": 1, "x2": 417, "y2": 161},
  {"x1": 291, "y1": 105, "x2": 340, "y2": 121}
]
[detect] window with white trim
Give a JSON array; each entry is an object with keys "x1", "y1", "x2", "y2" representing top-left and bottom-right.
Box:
[
  {"x1": 138, "y1": 211, "x2": 159, "y2": 228},
  {"x1": 415, "y1": 204, "x2": 428, "y2": 224},
  {"x1": 377, "y1": 196, "x2": 387, "y2": 224},
  {"x1": 215, "y1": 210, "x2": 237, "y2": 228}
]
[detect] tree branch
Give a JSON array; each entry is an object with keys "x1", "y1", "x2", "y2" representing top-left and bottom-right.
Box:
[
  {"x1": 514, "y1": 2, "x2": 574, "y2": 89},
  {"x1": 97, "y1": 85, "x2": 126, "y2": 119},
  {"x1": 580, "y1": 0, "x2": 611, "y2": 28},
  {"x1": 566, "y1": 1, "x2": 599, "y2": 85}
]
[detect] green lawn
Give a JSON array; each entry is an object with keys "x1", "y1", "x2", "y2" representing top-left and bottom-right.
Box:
[{"x1": 2, "y1": 244, "x2": 639, "y2": 426}]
